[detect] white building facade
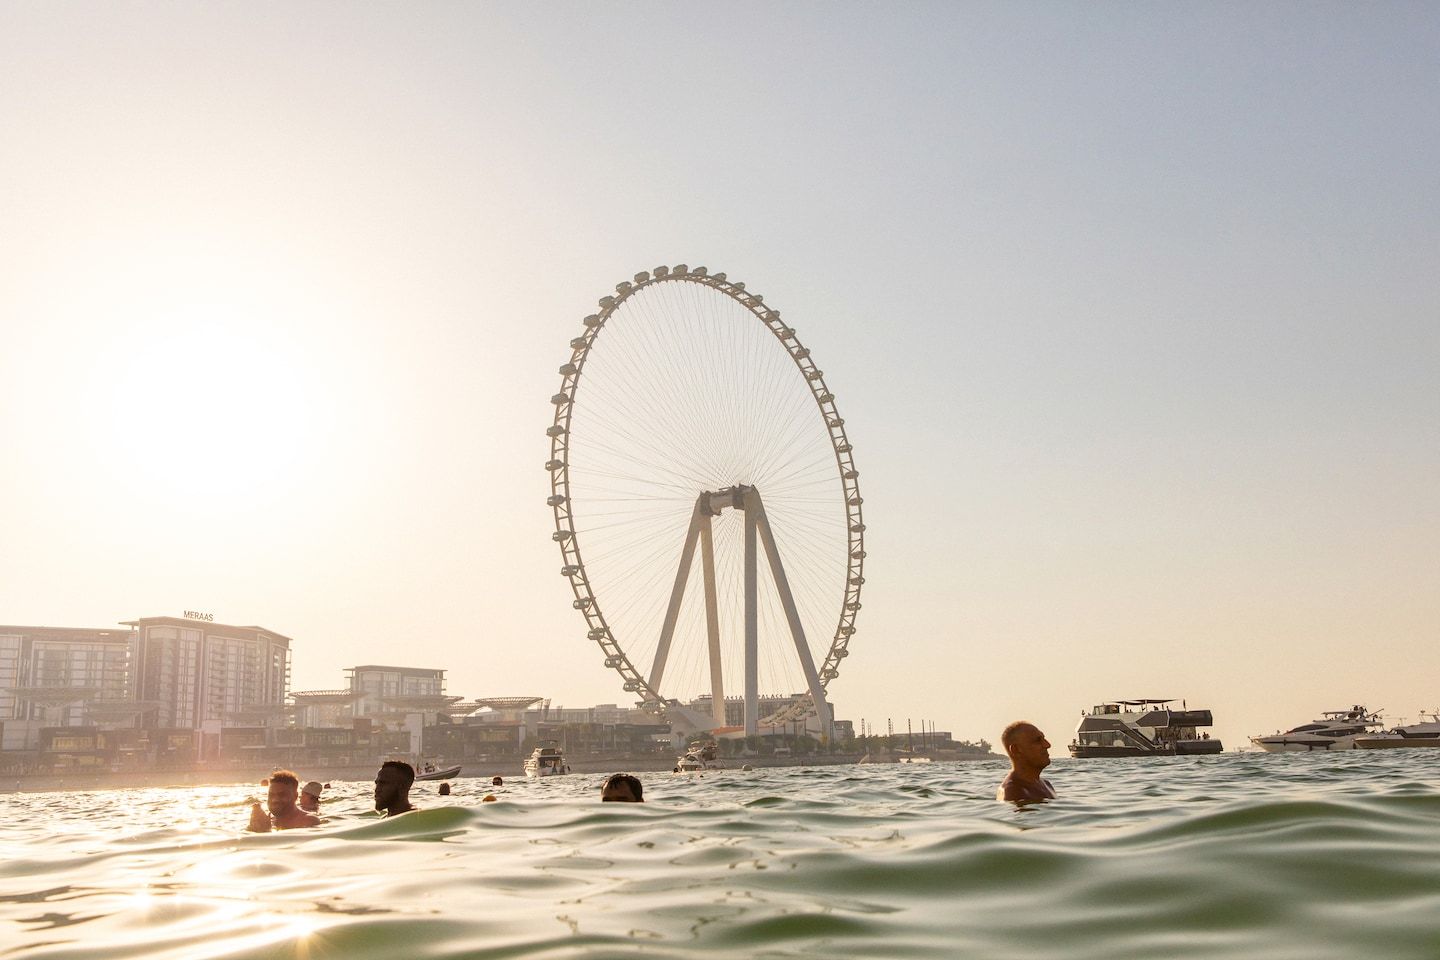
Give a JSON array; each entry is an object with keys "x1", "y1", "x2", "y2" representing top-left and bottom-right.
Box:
[{"x1": 0, "y1": 626, "x2": 136, "y2": 751}]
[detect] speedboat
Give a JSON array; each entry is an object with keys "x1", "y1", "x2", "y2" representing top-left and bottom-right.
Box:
[
  {"x1": 1069, "y1": 699, "x2": 1223, "y2": 758},
  {"x1": 1354, "y1": 709, "x2": 1440, "y2": 749},
  {"x1": 1249, "y1": 705, "x2": 1385, "y2": 752},
  {"x1": 415, "y1": 761, "x2": 461, "y2": 781},
  {"x1": 523, "y1": 743, "x2": 571, "y2": 778},
  {"x1": 675, "y1": 741, "x2": 722, "y2": 773}
]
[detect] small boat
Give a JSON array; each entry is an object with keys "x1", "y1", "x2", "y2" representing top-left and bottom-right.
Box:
[
  {"x1": 675, "y1": 741, "x2": 722, "y2": 773},
  {"x1": 415, "y1": 761, "x2": 461, "y2": 781},
  {"x1": 523, "y1": 743, "x2": 571, "y2": 778},
  {"x1": 1069, "y1": 699, "x2": 1223, "y2": 758},
  {"x1": 1354, "y1": 709, "x2": 1440, "y2": 749},
  {"x1": 896, "y1": 751, "x2": 933, "y2": 764},
  {"x1": 1249, "y1": 705, "x2": 1385, "y2": 752}
]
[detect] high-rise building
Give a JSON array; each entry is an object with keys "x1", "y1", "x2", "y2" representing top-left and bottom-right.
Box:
[
  {"x1": 0, "y1": 626, "x2": 137, "y2": 751},
  {"x1": 126, "y1": 617, "x2": 291, "y2": 732}
]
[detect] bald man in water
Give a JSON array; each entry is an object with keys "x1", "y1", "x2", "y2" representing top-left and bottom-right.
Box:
[{"x1": 996, "y1": 721, "x2": 1056, "y2": 804}]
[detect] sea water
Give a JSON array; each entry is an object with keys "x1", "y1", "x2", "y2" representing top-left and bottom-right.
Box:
[{"x1": 3, "y1": 752, "x2": 1439, "y2": 959}]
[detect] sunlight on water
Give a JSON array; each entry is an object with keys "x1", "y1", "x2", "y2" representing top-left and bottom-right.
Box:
[{"x1": 3, "y1": 753, "x2": 1439, "y2": 959}]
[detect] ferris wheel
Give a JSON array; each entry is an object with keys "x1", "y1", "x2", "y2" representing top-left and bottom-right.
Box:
[{"x1": 546, "y1": 265, "x2": 864, "y2": 737}]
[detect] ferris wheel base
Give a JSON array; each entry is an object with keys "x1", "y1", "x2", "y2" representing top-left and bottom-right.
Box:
[{"x1": 660, "y1": 700, "x2": 832, "y2": 741}]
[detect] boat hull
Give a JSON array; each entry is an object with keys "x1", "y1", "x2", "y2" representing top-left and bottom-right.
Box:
[
  {"x1": 1353, "y1": 736, "x2": 1440, "y2": 750},
  {"x1": 415, "y1": 765, "x2": 461, "y2": 781},
  {"x1": 1249, "y1": 737, "x2": 1353, "y2": 752},
  {"x1": 1070, "y1": 740, "x2": 1222, "y2": 759}
]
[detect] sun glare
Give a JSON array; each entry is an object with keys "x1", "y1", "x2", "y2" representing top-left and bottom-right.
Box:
[{"x1": 93, "y1": 284, "x2": 331, "y2": 513}]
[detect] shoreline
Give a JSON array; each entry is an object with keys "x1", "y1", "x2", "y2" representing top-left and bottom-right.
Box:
[{"x1": 2, "y1": 752, "x2": 997, "y2": 794}]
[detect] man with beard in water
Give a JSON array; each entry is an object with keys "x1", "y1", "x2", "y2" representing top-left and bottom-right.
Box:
[
  {"x1": 374, "y1": 760, "x2": 418, "y2": 817},
  {"x1": 996, "y1": 721, "x2": 1056, "y2": 804},
  {"x1": 248, "y1": 770, "x2": 323, "y2": 831}
]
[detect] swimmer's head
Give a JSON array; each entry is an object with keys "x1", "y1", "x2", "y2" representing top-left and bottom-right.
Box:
[
  {"x1": 267, "y1": 770, "x2": 300, "y2": 817},
  {"x1": 601, "y1": 773, "x2": 643, "y2": 802},
  {"x1": 1001, "y1": 721, "x2": 1051, "y2": 771}
]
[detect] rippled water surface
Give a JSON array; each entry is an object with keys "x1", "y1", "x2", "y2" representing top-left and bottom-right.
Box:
[{"x1": 4, "y1": 753, "x2": 1440, "y2": 959}]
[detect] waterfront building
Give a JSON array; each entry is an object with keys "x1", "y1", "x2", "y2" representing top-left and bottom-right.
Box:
[
  {"x1": 290, "y1": 689, "x2": 361, "y2": 729},
  {"x1": 347, "y1": 664, "x2": 460, "y2": 758},
  {"x1": 0, "y1": 625, "x2": 139, "y2": 752},
  {"x1": 346, "y1": 665, "x2": 456, "y2": 720},
  {"x1": 1, "y1": 616, "x2": 867, "y2": 773},
  {"x1": 125, "y1": 617, "x2": 291, "y2": 761}
]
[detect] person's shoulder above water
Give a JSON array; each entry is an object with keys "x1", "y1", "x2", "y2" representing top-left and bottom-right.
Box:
[
  {"x1": 997, "y1": 772, "x2": 1056, "y2": 803},
  {"x1": 274, "y1": 808, "x2": 322, "y2": 828}
]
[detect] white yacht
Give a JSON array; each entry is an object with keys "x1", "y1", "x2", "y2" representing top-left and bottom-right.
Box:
[
  {"x1": 1249, "y1": 705, "x2": 1385, "y2": 752},
  {"x1": 523, "y1": 743, "x2": 571, "y2": 778},
  {"x1": 675, "y1": 741, "x2": 722, "y2": 773},
  {"x1": 1354, "y1": 710, "x2": 1440, "y2": 749},
  {"x1": 1069, "y1": 699, "x2": 1223, "y2": 758}
]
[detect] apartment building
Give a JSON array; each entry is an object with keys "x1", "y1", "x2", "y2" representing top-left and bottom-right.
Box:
[
  {"x1": 0, "y1": 625, "x2": 137, "y2": 751},
  {"x1": 126, "y1": 616, "x2": 291, "y2": 732}
]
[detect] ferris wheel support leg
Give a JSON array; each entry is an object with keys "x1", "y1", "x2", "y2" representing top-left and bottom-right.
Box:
[
  {"x1": 744, "y1": 504, "x2": 759, "y2": 738},
  {"x1": 747, "y1": 489, "x2": 833, "y2": 739},
  {"x1": 699, "y1": 517, "x2": 727, "y2": 727},
  {"x1": 649, "y1": 499, "x2": 706, "y2": 693}
]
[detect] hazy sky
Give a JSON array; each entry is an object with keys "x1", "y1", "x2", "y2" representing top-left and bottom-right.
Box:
[{"x1": 2, "y1": 3, "x2": 1437, "y2": 750}]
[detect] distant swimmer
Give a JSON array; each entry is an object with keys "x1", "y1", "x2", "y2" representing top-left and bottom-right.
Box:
[
  {"x1": 438, "y1": 782, "x2": 451, "y2": 796},
  {"x1": 996, "y1": 721, "x2": 1056, "y2": 804},
  {"x1": 299, "y1": 781, "x2": 324, "y2": 813},
  {"x1": 492, "y1": 776, "x2": 503, "y2": 787},
  {"x1": 374, "y1": 760, "x2": 418, "y2": 817},
  {"x1": 248, "y1": 770, "x2": 323, "y2": 831},
  {"x1": 600, "y1": 773, "x2": 644, "y2": 803}
]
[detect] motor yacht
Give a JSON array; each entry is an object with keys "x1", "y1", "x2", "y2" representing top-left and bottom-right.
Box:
[
  {"x1": 1069, "y1": 699, "x2": 1223, "y2": 758},
  {"x1": 675, "y1": 740, "x2": 723, "y2": 773},
  {"x1": 1354, "y1": 709, "x2": 1440, "y2": 749},
  {"x1": 1249, "y1": 705, "x2": 1385, "y2": 752},
  {"x1": 523, "y1": 743, "x2": 571, "y2": 778}
]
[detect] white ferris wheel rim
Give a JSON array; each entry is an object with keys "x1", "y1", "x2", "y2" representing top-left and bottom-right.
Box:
[{"x1": 546, "y1": 264, "x2": 865, "y2": 718}]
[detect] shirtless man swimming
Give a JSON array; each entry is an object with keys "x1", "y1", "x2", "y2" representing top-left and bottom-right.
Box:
[
  {"x1": 248, "y1": 770, "x2": 323, "y2": 831},
  {"x1": 996, "y1": 721, "x2": 1056, "y2": 804}
]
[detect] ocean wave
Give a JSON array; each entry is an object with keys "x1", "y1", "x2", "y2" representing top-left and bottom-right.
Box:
[{"x1": 4, "y1": 754, "x2": 1440, "y2": 959}]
